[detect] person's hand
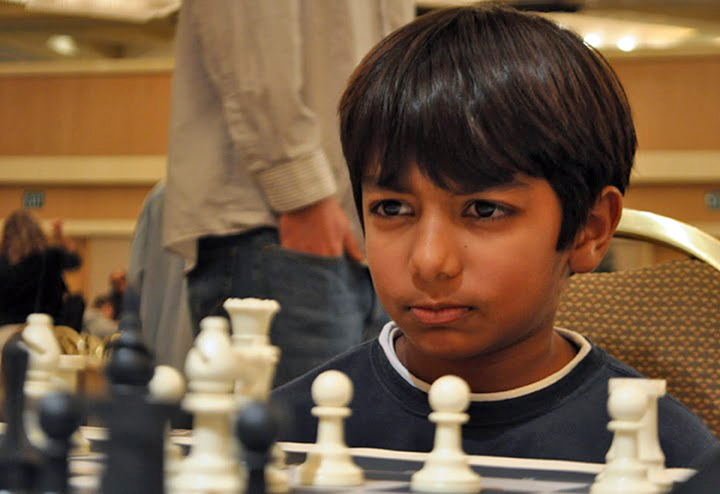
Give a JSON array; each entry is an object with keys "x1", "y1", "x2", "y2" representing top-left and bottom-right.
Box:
[
  {"x1": 50, "y1": 218, "x2": 77, "y2": 252},
  {"x1": 51, "y1": 218, "x2": 63, "y2": 241},
  {"x1": 278, "y1": 197, "x2": 363, "y2": 261}
]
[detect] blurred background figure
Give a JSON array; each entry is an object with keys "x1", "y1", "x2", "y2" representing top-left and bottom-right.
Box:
[
  {"x1": 83, "y1": 294, "x2": 118, "y2": 339},
  {"x1": 120, "y1": 181, "x2": 194, "y2": 371},
  {"x1": 0, "y1": 209, "x2": 83, "y2": 328},
  {"x1": 107, "y1": 267, "x2": 126, "y2": 321},
  {"x1": 163, "y1": 0, "x2": 414, "y2": 386}
]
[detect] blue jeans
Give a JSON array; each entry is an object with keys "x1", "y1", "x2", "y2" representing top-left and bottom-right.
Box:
[{"x1": 187, "y1": 228, "x2": 388, "y2": 387}]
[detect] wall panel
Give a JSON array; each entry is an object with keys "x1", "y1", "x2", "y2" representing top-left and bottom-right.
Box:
[
  {"x1": 612, "y1": 56, "x2": 720, "y2": 150},
  {"x1": 0, "y1": 72, "x2": 171, "y2": 155}
]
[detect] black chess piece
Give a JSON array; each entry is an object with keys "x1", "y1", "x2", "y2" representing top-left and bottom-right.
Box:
[
  {"x1": 0, "y1": 332, "x2": 43, "y2": 492},
  {"x1": 91, "y1": 328, "x2": 177, "y2": 494},
  {"x1": 235, "y1": 401, "x2": 279, "y2": 494},
  {"x1": 36, "y1": 391, "x2": 83, "y2": 494}
]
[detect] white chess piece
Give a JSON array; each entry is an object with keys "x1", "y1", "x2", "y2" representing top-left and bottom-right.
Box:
[
  {"x1": 224, "y1": 298, "x2": 281, "y2": 404},
  {"x1": 591, "y1": 379, "x2": 661, "y2": 494},
  {"x1": 601, "y1": 379, "x2": 671, "y2": 492},
  {"x1": 297, "y1": 370, "x2": 364, "y2": 487},
  {"x1": 224, "y1": 297, "x2": 288, "y2": 493},
  {"x1": 55, "y1": 354, "x2": 86, "y2": 392},
  {"x1": 170, "y1": 317, "x2": 243, "y2": 494},
  {"x1": 149, "y1": 365, "x2": 186, "y2": 478},
  {"x1": 22, "y1": 313, "x2": 62, "y2": 449},
  {"x1": 636, "y1": 380, "x2": 672, "y2": 491},
  {"x1": 410, "y1": 375, "x2": 482, "y2": 494}
]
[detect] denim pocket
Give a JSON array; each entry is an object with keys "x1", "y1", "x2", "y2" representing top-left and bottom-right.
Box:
[
  {"x1": 264, "y1": 244, "x2": 345, "y2": 266},
  {"x1": 257, "y1": 244, "x2": 350, "y2": 310}
]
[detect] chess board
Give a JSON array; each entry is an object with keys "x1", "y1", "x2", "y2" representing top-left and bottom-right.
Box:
[{"x1": 67, "y1": 430, "x2": 696, "y2": 494}]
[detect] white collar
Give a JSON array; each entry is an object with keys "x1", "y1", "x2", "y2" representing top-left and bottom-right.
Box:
[{"x1": 377, "y1": 321, "x2": 592, "y2": 401}]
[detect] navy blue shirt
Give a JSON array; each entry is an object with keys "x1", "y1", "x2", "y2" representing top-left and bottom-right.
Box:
[{"x1": 272, "y1": 337, "x2": 717, "y2": 468}]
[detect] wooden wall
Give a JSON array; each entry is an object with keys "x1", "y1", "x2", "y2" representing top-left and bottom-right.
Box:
[
  {"x1": 613, "y1": 57, "x2": 720, "y2": 150},
  {"x1": 0, "y1": 70, "x2": 170, "y2": 299},
  {"x1": 0, "y1": 72, "x2": 170, "y2": 155},
  {"x1": 0, "y1": 55, "x2": 719, "y2": 297}
]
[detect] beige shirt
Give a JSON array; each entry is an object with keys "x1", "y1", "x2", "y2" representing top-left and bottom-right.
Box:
[{"x1": 163, "y1": 0, "x2": 414, "y2": 268}]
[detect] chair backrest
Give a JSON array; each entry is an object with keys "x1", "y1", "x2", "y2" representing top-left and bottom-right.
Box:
[{"x1": 556, "y1": 208, "x2": 720, "y2": 438}]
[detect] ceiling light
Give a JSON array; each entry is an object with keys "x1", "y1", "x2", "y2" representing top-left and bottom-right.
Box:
[
  {"x1": 47, "y1": 34, "x2": 78, "y2": 56},
  {"x1": 617, "y1": 35, "x2": 637, "y2": 52},
  {"x1": 583, "y1": 32, "x2": 603, "y2": 48},
  {"x1": 23, "y1": 0, "x2": 180, "y2": 22},
  {"x1": 547, "y1": 13, "x2": 696, "y2": 53}
]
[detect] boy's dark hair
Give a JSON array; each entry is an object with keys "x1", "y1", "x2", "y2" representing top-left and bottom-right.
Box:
[{"x1": 339, "y1": 4, "x2": 637, "y2": 250}]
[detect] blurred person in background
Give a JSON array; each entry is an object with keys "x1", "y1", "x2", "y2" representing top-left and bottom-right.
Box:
[
  {"x1": 163, "y1": 0, "x2": 414, "y2": 386},
  {"x1": 83, "y1": 294, "x2": 118, "y2": 339},
  {"x1": 119, "y1": 181, "x2": 194, "y2": 371},
  {"x1": 107, "y1": 268, "x2": 126, "y2": 321},
  {"x1": 0, "y1": 209, "x2": 82, "y2": 328}
]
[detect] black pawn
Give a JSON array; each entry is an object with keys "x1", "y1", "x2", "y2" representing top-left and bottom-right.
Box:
[
  {"x1": 0, "y1": 332, "x2": 43, "y2": 492},
  {"x1": 94, "y1": 329, "x2": 175, "y2": 494},
  {"x1": 104, "y1": 328, "x2": 154, "y2": 393},
  {"x1": 37, "y1": 391, "x2": 83, "y2": 494},
  {"x1": 235, "y1": 402, "x2": 279, "y2": 494}
]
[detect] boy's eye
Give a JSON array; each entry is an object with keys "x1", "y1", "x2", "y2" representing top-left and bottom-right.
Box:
[
  {"x1": 463, "y1": 201, "x2": 507, "y2": 219},
  {"x1": 369, "y1": 200, "x2": 412, "y2": 217}
]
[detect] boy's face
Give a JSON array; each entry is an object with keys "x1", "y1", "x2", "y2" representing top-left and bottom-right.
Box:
[{"x1": 363, "y1": 164, "x2": 572, "y2": 367}]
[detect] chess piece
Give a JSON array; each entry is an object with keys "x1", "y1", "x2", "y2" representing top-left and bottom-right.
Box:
[
  {"x1": 410, "y1": 375, "x2": 482, "y2": 494},
  {"x1": 224, "y1": 298, "x2": 281, "y2": 404},
  {"x1": 0, "y1": 333, "x2": 43, "y2": 492},
  {"x1": 36, "y1": 391, "x2": 83, "y2": 494},
  {"x1": 96, "y1": 328, "x2": 177, "y2": 494},
  {"x1": 635, "y1": 380, "x2": 672, "y2": 491},
  {"x1": 149, "y1": 365, "x2": 186, "y2": 477},
  {"x1": 297, "y1": 370, "x2": 364, "y2": 487},
  {"x1": 22, "y1": 313, "x2": 62, "y2": 450},
  {"x1": 236, "y1": 401, "x2": 279, "y2": 494},
  {"x1": 590, "y1": 379, "x2": 661, "y2": 494},
  {"x1": 54, "y1": 354, "x2": 87, "y2": 393},
  {"x1": 171, "y1": 316, "x2": 243, "y2": 494},
  {"x1": 600, "y1": 379, "x2": 671, "y2": 491},
  {"x1": 225, "y1": 298, "x2": 288, "y2": 493}
]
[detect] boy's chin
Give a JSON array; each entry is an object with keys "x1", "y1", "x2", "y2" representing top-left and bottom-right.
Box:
[{"x1": 402, "y1": 334, "x2": 497, "y2": 362}]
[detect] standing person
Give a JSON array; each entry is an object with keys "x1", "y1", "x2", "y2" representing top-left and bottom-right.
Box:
[
  {"x1": 122, "y1": 181, "x2": 194, "y2": 371},
  {"x1": 163, "y1": 0, "x2": 414, "y2": 386},
  {"x1": 0, "y1": 210, "x2": 81, "y2": 327}
]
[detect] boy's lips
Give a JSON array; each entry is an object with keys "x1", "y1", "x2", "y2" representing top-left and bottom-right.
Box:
[{"x1": 408, "y1": 305, "x2": 472, "y2": 325}]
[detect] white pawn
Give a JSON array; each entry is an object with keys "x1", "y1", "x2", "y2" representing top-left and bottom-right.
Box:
[
  {"x1": 149, "y1": 365, "x2": 186, "y2": 478},
  {"x1": 591, "y1": 380, "x2": 660, "y2": 494},
  {"x1": 297, "y1": 370, "x2": 364, "y2": 487},
  {"x1": 410, "y1": 375, "x2": 482, "y2": 494},
  {"x1": 22, "y1": 313, "x2": 62, "y2": 449},
  {"x1": 170, "y1": 317, "x2": 243, "y2": 494}
]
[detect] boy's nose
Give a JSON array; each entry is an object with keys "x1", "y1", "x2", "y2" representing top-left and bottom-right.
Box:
[{"x1": 409, "y1": 218, "x2": 462, "y2": 283}]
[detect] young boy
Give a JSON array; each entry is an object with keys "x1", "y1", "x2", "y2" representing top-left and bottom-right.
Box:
[{"x1": 271, "y1": 5, "x2": 717, "y2": 466}]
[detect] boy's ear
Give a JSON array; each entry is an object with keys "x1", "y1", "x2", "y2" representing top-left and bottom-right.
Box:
[{"x1": 568, "y1": 186, "x2": 623, "y2": 274}]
